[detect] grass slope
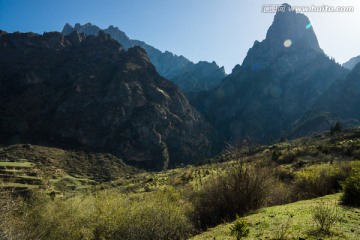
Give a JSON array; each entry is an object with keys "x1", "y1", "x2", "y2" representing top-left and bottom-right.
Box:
[{"x1": 191, "y1": 194, "x2": 360, "y2": 240}]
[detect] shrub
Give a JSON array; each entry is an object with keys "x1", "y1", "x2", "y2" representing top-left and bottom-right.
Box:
[
  {"x1": 341, "y1": 162, "x2": 360, "y2": 206},
  {"x1": 267, "y1": 180, "x2": 295, "y2": 205},
  {"x1": 312, "y1": 202, "x2": 340, "y2": 233},
  {"x1": 277, "y1": 149, "x2": 296, "y2": 164},
  {"x1": 191, "y1": 161, "x2": 273, "y2": 229},
  {"x1": 274, "y1": 165, "x2": 294, "y2": 182},
  {"x1": 273, "y1": 215, "x2": 293, "y2": 240},
  {"x1": 294, "y1": 163, "x2": 349, "y2": 199},
  {"x1": 229, "y1": 215, "x2": 250, "y2": 240}
]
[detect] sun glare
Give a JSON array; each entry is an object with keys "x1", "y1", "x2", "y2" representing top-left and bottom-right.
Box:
[{"x1": 284, "y1": 39, "x2": 292, "y2": 48}]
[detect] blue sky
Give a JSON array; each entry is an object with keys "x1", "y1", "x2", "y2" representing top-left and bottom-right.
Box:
[{"x1": 1, "y1": 0, "x2": 359, "y2": 73}]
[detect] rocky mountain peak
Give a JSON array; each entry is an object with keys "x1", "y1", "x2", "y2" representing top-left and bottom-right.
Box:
[
  {"x1": 193, "y1": 6, "x2": 347, "y2": 144},
  {"x1": 266, "y1": 3, "x2": 322, "y2": 53},
  {"x1": 62, "y1": 23, "x2": 74, "y2": 35},
  {"x1": 125, "y1": 46, "x2": 154, "y2": 69},
  {"x1": 242, "y1": 3, "x2": 323, "y2": 69}
]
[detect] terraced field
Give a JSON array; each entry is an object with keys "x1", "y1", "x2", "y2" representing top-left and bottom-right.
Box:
[
  {"x1": 0, "y1": 160, "x2": 42, "y2": 192},
  {"x1": 0, "y1": 144, "x2": 138, "y2": 198}
]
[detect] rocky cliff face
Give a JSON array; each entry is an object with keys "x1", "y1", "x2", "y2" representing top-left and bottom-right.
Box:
[
  {"x1": 0, "y1": 30, "x2": 214, "y2": 170},
  {"x1": 193, "y1": 4, "x2": 348, "y2": 143},
  {"x1": 62, "y1": 23, "x2": 227, "y2": 93}
]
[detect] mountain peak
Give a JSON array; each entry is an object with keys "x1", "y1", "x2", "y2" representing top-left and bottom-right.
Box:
[
  {"x1": 280, "y1": 3, "x2": 292, "y2": 12},
  {"x1": 62, "y1": 23, "x2": 74, "y2": 35},
  {"x1": 266, "y1": 3, "x2": 322, "y2": 53},
  {"x1": 197, "y1": 6, "x2": 348, "y2": 144},
  {"x1": 242, "y1": 5, "x2": 323, "y2": 69}
]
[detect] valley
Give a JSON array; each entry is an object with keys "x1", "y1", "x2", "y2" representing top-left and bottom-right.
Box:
[{"x1": 1, "y1": 2, "x2": 360, "y2": 239}]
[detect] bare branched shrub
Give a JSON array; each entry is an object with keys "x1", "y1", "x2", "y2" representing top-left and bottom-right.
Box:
[
  {"x1": 191, "y1": 160, "x2": 274, "y2": 229},
  {"x1": 274, "y1": 215, "x2": 293, "y2": 240},
  {"x1": 312, "y1": 202, "x2": 340, "y2": 234}
]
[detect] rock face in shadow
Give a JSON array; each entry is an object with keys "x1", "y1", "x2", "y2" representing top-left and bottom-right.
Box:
[
  {"x1": 171, "y1": 61, "x2": 226, "y2": 93},
  {"x1": 62, "y1": 23, "x2": 227, "y2": 93},
  {"x1": 192, "y1": 5, "x2": 348, "y2": 144},
  {"x1": 292, "y1": 63, "x2": 360, "y2": 137},
  {"x1": 0, "y1": 30, "x2": 215, "y2": 170}
]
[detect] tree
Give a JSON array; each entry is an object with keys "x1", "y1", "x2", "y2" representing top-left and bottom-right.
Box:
[{"x1": 330, "y1": 121, "x2": 343, "y2": 135}]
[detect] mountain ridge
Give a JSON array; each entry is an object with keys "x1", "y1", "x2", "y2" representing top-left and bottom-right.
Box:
[{"x1": 62, "y1": 23, "x2": 227, "y2": 93}]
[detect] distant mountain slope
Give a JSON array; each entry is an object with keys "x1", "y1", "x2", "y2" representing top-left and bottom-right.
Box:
[
  {"x1": 343, "y1": 55, "x2": 360, "y2": 70},
  {"x1": 62, "y1": 23, "x2": 226, "y2": 93},
  {"x1": 0, "y1": 30, "x2": 215, "y2": 170},
  {"x1": 171, "y1": 61, "x2": 226, "y2": 93},
  {"x1": 193, "y1": 4, "x2": 348, "y2": 143},
  {"x1": 291, "y1": 62, "x2": 360, "y2": 137}
]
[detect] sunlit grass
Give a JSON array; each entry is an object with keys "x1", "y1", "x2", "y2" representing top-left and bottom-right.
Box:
[{"x1": 191, "y1": 194, "x2": 360, "y2": 240}]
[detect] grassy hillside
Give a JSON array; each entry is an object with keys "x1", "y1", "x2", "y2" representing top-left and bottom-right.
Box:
[{"x1": 191, "y1": 194, "x2": 360, "y2": 240}]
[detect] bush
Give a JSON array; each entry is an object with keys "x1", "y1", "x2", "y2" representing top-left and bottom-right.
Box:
[
  {"x1": 267, "y1": 180, "x2": 295, "y2": 205},
  {"x1": 342, "y1": 162, "x2": 360, "y2": 206},
  {"x1": 191, "y1": 161, "x2": 273, "y2": 229},
  {"x1": 294, "y1": 163, "x2": 349, "y2": 199},
  {"x1": 229, "y1": 215, "x2": 250, "y2": 240},
  {"x1": 274, "y1": 215, "x2": 293, "y2": 240},
  {"x1": 312, "y1": 202, "x2": 340, "y2": 233}
]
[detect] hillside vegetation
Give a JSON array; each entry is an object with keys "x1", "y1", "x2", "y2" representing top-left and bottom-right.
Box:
[{"x1": 1, "y1": 127, "x2": 360, "y2": 239}]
